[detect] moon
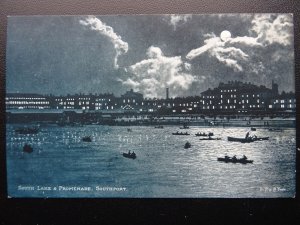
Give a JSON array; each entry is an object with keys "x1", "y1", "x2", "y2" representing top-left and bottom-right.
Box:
[{"x1": 220, "y1": 30, "x2": 232, "y2": 41}]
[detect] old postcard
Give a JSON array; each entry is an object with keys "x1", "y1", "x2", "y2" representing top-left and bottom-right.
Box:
[{"x1": 6, "y1": 14, "x2": 296, "y2": 198}]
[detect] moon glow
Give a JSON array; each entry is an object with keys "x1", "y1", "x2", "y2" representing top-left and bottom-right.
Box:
[{"x1": 220, "y1": 30, "x2": 232, "y2": 41}]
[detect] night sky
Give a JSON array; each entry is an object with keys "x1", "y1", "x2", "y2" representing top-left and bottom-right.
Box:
[{"x1": 6, "y1": 14, "x2": 294, "y2": 98}]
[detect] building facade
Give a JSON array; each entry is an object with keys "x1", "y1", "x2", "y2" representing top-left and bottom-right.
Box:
[
  {"x1": 200, "y1": 80, "x2": 290, "y2": 114},
  {"x1": 6, "y1": 81, "x2": 296, "y2": 115},
  {"x1": 5, "y1": 93, "x2": 51, "y2": 109}
]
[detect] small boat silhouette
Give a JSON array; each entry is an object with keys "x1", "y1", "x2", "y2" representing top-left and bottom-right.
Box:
[
  {"x1": 82, "y1": 136, "x2": 92, "y2": 142},
  {"x1": 23, "y1": 144, "x2": 33, "y2": 153},
  {"x1": 122, "y1": 151, "x2": 136, "y2": 159}
]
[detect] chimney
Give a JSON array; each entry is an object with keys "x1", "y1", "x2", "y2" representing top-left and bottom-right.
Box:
[
  {"x1": 272, "y1": 80, "x2": 278, "y2": 95},
  {"x1": 166, "y1": 87, "x2": 169, "y2": 99}
]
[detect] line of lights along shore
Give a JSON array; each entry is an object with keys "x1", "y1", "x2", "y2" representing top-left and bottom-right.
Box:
[{"x1": 6, "y1": 81, "x2": 296, "y2": 114}]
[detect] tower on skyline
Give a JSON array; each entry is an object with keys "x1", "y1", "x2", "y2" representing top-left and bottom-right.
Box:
[
  {"x1": 272, "y1": 80, "x2": 279, "y2": 95},
  {"x1": 166, "y1": 87, "x2": 169, "y2": 99}
]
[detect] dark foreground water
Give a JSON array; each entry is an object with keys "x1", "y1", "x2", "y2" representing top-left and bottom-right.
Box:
[{"x1": 6, "y1": 124, "x2": 296, "y2": 198}]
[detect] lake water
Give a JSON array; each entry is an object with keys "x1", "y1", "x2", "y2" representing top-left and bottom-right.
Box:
[{"x1": 6, "y1": 124, "x2": 296, "y2": 198}]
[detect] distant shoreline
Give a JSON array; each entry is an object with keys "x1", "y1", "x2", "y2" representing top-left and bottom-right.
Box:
[
  {"x1": 102, "y1": 118, "x2": 296, "y2": 128},
  {"x1": 6, "y1": 117, "x2": 296, "y2": 128}
]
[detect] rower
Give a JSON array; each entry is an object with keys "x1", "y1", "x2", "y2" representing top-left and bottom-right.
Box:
[
  {"x1": 242, "y1": 155, "x2": 247, "y2": 160},
  {"x1": 245, "y1": 131, "x2": 250, "y2": 139}
]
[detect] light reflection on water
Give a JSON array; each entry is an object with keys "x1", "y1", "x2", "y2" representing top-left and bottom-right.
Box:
[{"x1": 6, "y1": 124, "x2": 296, "y2": 198}]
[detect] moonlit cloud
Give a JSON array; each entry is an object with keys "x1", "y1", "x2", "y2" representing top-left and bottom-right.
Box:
[
  {"x1": 186, "y1": 34, "x2": 253, "y2": 72},
  {"x1": 167, "y1": 14, "x2": 192, "y2": 30},
  {"x1": 186, "y1": 36, "x2": 222, "y2": 60},
  {"x1": 227, "y1": 36, "x2": 262, "y2": 47},
  {"x1": 186, "y1": 14, "x2": 293, "y2": 75},
  {"x1": 80, "y1": 16, "x2": 129, "y2": 69},
  {"x1": 120, "y1": 46, "x2": 195, "y2": 98},
  {"x1": 184, "y1": 62, "x2": 191, "y2": 71},
  {"x1": 251, "y1": 14, "x2": 293, "y2": 46}
]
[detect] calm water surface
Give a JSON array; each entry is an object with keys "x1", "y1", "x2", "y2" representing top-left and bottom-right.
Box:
[{"x1": 6, "y1": 124, "x2": 296, "y2": 198}]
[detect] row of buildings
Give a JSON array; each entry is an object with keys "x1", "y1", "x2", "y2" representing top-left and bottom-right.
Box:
[{"x1": 6, "y1": 81, "x2": 296, "y2": 115}]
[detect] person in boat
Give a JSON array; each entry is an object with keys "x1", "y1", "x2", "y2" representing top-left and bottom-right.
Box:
[
  {"x1": 242, "y1": 155, "x2": 248, "y2": 160},
  {"x1": 131, "y1": 151, "x2": 136, "y2": 157},
  {"x1": 232, "y1": 155, "x2": 237, "y2": 161},
  {"x1": 245, "y1": 131, "x2": 250, "y2": 139},
  {"x1": 128, "y1": 150, "x2": 131, "y2": 155},
  {"x1": 224, "y1": 155, "x2": 230, "y2": 160}
]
